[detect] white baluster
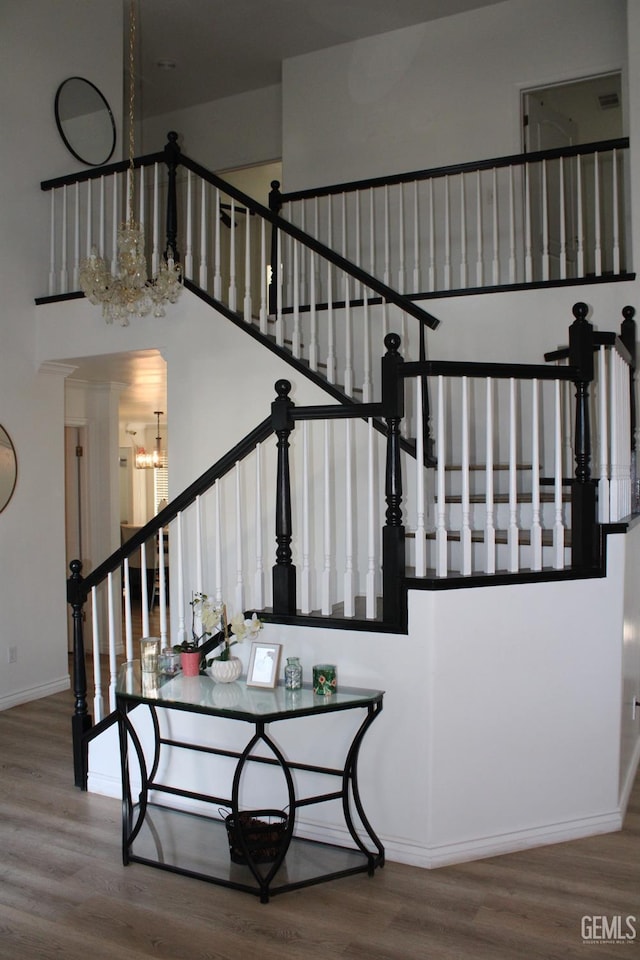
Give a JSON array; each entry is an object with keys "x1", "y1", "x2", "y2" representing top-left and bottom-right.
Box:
[
  {"x1": 110, "y1": 174, "x2": 118, "y2": 275},
  {"x1": 508, "y1": 166, "x2": 516, "y2": 284},
  {"x1": 369, "y1": 187, "x2": 376, "y2": 282},
  {"x1": 362, "y1": 293, "x2": 372, "y2": 403},
  {"x1": 107, "y1": 571, "x2": 117, "y2": 711},
  {"x1": 196, "y1": 494, "x2": 203, "y2": 594},
  {"x1": 276, "y1": 229, "x2": 284, "y2": 347},
  {"x1": 299, "y1": 201, "x2": 307, "y2": 304},
  {"x1": 301, "y1": 422, "x2": 311, "y2": 615},
  {"x1": 576, "y1": 156, "x2": 584, "y2": 277},
  {"x1": 612, "y1": 149, "x2": 620, "y2": 274},
  {"x1": 140, "y1": 541, "x2": 150, "y2": 638},
  {"x1": 553, "y1": 379, "x2": 565, "y2": 569},
  {"x1": 354, "y1": 190, "x2": 362, "y2": 299},
  {"x1": 260, "y1": 217, "x2": 268, "y2": 332},
  {"x1": 158, "y1": 527, "x2": 167, "y2": 648},
  {"x1": 475, "y1": 170, "x2": 483, "y2": 287},
  {"x1": 322, "y1": 420, "x2": 332, "y2": 615},
  {"x1": 485, "y1": 378, "x2": 496, "y2": 574},
  {"x1": 436, "y1": 376, "x2": 447, "y2": 576},
  {"x1": 229, "y1": 198, "x2": 237, "y2": 310},
  {"x1": 152, "y1": 163, "x2": 160, "y2": 276},
  {"x1": 415, "y1": 377, "x2": 426, "y2": 577},
  {"x1": 98, "y1": 175, "x2": 105, "y2": 259},
  {"x1": 214, "y1": 482, "x2": 223, "y2": 601},
  {"x1": 428, "y1": 179, "x2": 436, "y2": 292},
  {"x1": 398, "y1": 183, "x2": 406, "y2": 292},
  {"x1": 443, "y1": 175, "x2": 451, "y2": 290},
  {"x1": 459, "y1": 174, "x2": 467, "y2": 288},
  {"x1": 123, "y1": 558, "x2": 133, "y2": 661},
  {"x1": 383, "y1": 184, "x2": 390, "y2": 288},
  {"x1": 176, "y1": 511, "x2": 187, "y2": 645},
  {"x1": 460, "y1": 377, "x2": 471, "y2": 575},
  {"x1": 235, "y1": 462, "x2": 244, "y2": 613},
  {"x1": 610, "y1": 348, "x2": 621, "y2": 520},
  {"x1": 344, "y1": 275, "x2": 353, "y2": 395},
  {"x1": 524, "y1": 163, "x2": 533, "y2": 282},
  {"x1": 598, "y1": 345, "x2": 610, "y2": 523},
  {"x1": 343, "y1": 419, "x2": 355, "y2": 617},
  {"x1": 326, "y1": 252, "x2": 336, "y2": 384},
  {"x1": 292, "y1": 240, "x2": 301, "y2": 357},
  {"x1": 254, "y1": 443, "x2": 264, "y2": 609},
  {"x1": 138, "y1": 164, "x2": 145, "y2": 233},
  {"x1": 413, "y1": 180, "x2": 420, "y2": 293},
  {"x1": 508, "y1": 378, "x2": 519, "y2": 572},
  {"x1": 59, "y1": 184, "x2": 68, "y2": 293},
  {"x1": 48, "y1": 190, "x2": 56, "y2": 295},
  {"x1": 559, "y1": 157, "x2": 567, "y2": 279},
  {"x1": 72, "y1": 182, "x2": 80, "y2": 290},
  {"x1": 309, "y1": 249, "x2": 318, "y2": 371},
  {"x1": 530, "y1": 379, "x2": 542, "y2": 570},
  {"x1": 366, "y1": 419, "x2": 377, "y2": 618},
  {"x1": 90, "y1": 586, "x2": 104, "y2": 722},
  {"x1": 594, "y1": 152, "x2": 602, "y2": 276},
  {"x1": 541, "y1": 160, "x2": 549, "y2": 281},
  {"x1": 214, "y1": 188, "x2": 222, "y2": 300},
  {"x1": 184, "y1": 170, "x2": 193, "y2": 281},
  {"x1": 491, "y1": 167, "x2": 499, "y2": 285}
]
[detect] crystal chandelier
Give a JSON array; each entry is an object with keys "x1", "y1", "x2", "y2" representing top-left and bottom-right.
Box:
[{"x1": 79, "y1": 0, "x2": 181, "y2": 326}]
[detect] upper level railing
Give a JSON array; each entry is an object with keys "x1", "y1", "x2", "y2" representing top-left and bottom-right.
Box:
[
  {"x1": 40, "y1": 135, "x2": 440, "y2": 404},
  {"x1": 274, "y1": 138, "x2": 631, "y2": 298}
]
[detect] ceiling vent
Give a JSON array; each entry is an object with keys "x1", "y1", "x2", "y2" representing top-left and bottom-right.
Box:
[{"x1": 598, "y1": 92, "x2": 620, "y2": 110}]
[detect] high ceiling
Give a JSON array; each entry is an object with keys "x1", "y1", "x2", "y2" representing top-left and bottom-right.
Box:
[
  {"x1": 137, "y1": 0, "x2": 499, "y2": 119},
  {"x1": 71, "y1": 0, "x2": 501, "y2": 424}
]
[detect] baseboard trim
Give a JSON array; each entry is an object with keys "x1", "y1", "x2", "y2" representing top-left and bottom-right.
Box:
[
  {"x1": 86, "y1": 770, "x2": 624, "y2": 871},
  {"x1": 0, "y1": 675, "x2": 70, "y2": 712}
]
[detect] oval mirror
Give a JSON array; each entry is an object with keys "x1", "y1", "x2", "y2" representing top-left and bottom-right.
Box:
[
  {"x1": 0, "y1": 425, "x2": 17, "y2": 513},
  {"x1": 55, "y1": 77, "x2": 116, "y2": 166}
]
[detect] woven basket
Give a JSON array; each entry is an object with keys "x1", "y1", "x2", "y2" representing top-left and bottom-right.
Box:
[{"x1": 223, "y1": 809, "x2": 288, "y2": 864}]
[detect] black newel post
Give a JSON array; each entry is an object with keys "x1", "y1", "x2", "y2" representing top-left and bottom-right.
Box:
[
  {"x1": 272, "y1": 379, "x2": 297, "y2": 615},
  {"x1": 381, "y1": 333, "x2": 406, "y2": 626},
  {"x1": 268, "y1": 180, "x2": 282, "y2": 317},
  {"x1": 569, "y1": 302, "x2": 598, "y2": 569},
  {"x1": 164, "y1": 131, "x2": 181, "y2": 263},
  {"x1": 620, "y1": 307, "x2": 637, "y2": 503},
  {"x1": 67, "y1": 559, "x2": 92, "y2": 789}
]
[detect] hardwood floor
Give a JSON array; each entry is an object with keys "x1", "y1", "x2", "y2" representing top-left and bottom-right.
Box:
[{"x1": 0, "y1": 690, "x2": 638, "y2": 960}]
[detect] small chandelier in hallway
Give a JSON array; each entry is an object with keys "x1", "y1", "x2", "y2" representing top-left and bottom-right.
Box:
[
  {"x1": 135, "y1": 411, "x2": 166, "y2": 470},
  {"x1": 79, "y1": 0, "x2": 181, "y2": 325}
]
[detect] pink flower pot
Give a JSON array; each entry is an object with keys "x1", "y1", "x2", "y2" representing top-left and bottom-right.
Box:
[{"x1": 180, "y1": 651, "x2": 201, "y2": 677}]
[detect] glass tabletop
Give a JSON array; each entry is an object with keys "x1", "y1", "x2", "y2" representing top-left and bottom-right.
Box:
[{"x1": 116, "y1": 661, "x2": 383, "y2": 721}]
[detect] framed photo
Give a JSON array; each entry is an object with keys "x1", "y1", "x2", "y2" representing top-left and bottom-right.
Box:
[{"x1": 246, "y1": 641, "x2": 282, "y2": 688}]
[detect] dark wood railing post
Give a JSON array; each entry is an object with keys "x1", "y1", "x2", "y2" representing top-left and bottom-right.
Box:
[
  {"x1": 620, "y1": 305, "x2": 637, "y2": 509},
  {"x1": 268, "y1": 180, "x2": 282, "y2": 316},
  {"x1": 164, "y1": 131, "x2": 181, "y2": 263},
  {"x1": 67, "y1": 559, "x2": 92, "y2": 789},
  {"x1": 381, "y1": 333, "x2": 406, "y2": 625},
  {"x1": 272, "y1": 379, "x2": 296, "y2": 614},
  {"x1": 569, "y1": 302, "x2": 597, "y2": 569}
]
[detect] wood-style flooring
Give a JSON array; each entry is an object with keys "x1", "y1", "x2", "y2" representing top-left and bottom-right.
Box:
[{"x1": 0, "y1": 687, "x2": 638, "y2": 959}]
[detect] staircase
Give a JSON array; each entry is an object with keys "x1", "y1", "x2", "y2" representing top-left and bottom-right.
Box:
[{"x1": 38, "y1": 136, "x2": 637, "y2": 795}]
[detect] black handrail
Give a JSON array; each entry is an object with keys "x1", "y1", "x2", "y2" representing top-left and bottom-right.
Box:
[{"x1": 278, "y1": 137, "x2": 630, "y2": 204}]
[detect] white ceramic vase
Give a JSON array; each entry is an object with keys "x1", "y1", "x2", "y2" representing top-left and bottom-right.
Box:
[{"x1": 208, "y1": 656, "x2": 242, "y2": 684}]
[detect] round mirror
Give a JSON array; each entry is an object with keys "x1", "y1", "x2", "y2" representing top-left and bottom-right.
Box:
[
  {"x1": 0, "y1": 425, "x2": 17, "y2": 513},
  {"x1": 55, "y1": 77, "x2": 116, "y2": 166}
]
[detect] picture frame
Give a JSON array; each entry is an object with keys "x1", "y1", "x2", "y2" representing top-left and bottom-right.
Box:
[{"x1": 246, "y1": 641, "x2": 282, "y2": 688}]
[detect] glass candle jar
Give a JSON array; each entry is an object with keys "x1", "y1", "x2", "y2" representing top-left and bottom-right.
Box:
[
  {"x1": 140, "y1": 636, "x2": 160, "y2": 673},
  {"x1": 313, "y1": 663, "x2": 337, "y2": 696},
  {"x1": 284, "y1": 656, "x2": 303, "y2": 690}
]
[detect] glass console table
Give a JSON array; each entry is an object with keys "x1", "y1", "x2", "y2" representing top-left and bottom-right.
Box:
[{"x1": 116, "y1": 662, "x2": 385, "y2": 902}]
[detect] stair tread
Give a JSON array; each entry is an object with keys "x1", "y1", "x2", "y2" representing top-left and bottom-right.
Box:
[
  {"x1": 437, "y1": 492, "x2": 570, "y2": 503},
  {"x1": 413, "y1": 528, "x2": 571, "y2": 546}
]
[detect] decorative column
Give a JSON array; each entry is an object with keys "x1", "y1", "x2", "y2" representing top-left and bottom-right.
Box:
[
  {"x1": 272, "y1": 379, "x2": 296, "y2": 614},
  {"x1": 67, "y1": 559, "x2": 92, "y2": 789},
  {"x1": 569, "y1": 302, "x2": 597, "y2": 569},
  {"x1": 381, "y1": 333, "x2": 406, "y2": 625}
]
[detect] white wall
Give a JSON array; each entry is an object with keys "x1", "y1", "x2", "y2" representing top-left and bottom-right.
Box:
[
  {"x1": 0, "y1": 0, "x2": 123, "y2": 710},
  {"x1": 88, "y1": 536, "x2": 636, "y2": 869},
  {"x1": 141, "y1": 83, "x2": 282, "y2": 172},
  {"x1": 282, "y1": 0, "x2": 626, "y2": 190}
]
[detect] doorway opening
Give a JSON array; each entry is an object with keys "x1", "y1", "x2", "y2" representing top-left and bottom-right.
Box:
[{"x1": 522, "y1": 72, "x2": 623, "y2": 152}]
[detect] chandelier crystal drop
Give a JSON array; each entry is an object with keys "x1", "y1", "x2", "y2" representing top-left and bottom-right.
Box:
[{"x1": 79, "y1": 0, "x2": 181, "y2": 326}]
